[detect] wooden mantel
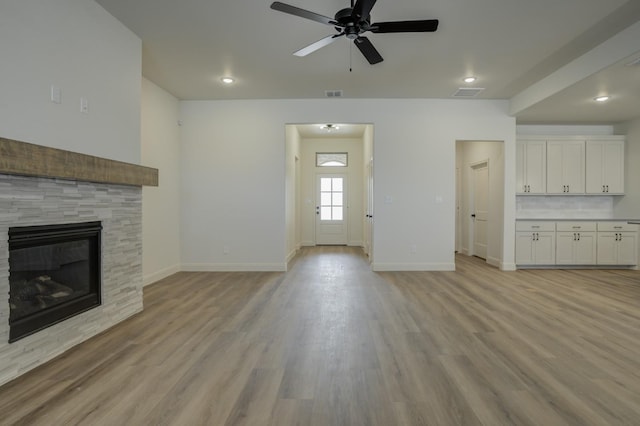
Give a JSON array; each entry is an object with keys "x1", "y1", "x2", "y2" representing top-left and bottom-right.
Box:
[{"x1": 0, "y1": 137, "x2": 158, "y2": 187}]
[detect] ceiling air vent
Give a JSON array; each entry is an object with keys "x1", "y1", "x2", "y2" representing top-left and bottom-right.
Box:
[
  {"x1": 452, "y1": 87, "x2": 485, "y2": 98},
  {"x1": 325, "y1": 90, "x2": 343, "y2": 98}
]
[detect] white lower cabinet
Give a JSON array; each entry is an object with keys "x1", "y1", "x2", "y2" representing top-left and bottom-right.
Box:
[
  {"x1": 596, "y1": 222, "x2": 638, "y2": 265},
  {"x1": 516, "y1": 220, "x2": 638, "y2": 267},
  {"x1": 555, "y1": 222, "x2": 596, "y2": 265},
  {"x1": 515, "y1": 222, "x2": 555, "y2": 265}
]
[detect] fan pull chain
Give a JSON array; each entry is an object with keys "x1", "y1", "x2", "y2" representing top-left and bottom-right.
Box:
[{"x1": 349, "y1": 43, "x2": 353, "y2": 72}]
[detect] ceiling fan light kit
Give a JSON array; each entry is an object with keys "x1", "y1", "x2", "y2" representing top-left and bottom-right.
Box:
[{"x1": 270, "y1": 0, "x2": 439, "y2": 65}]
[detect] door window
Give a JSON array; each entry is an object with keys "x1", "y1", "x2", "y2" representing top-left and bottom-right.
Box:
[{"x1": 319, "y1": 177, "x2": 343, "y2": 221}]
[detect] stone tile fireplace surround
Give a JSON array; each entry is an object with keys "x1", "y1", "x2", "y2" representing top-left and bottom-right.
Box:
[{"x1": 0, "y1": 138, "x2": 158, "y2": 386}]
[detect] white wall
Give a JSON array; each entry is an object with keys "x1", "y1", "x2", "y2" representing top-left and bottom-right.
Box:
[
  {"x1": 285, "y1": 125, "x2": 301, "y2": 263},
  {"x1": 299, "y1": 137, "x2": 364, "y2": 247},
  {"x1": 141, "y1": 78, "x2": 182, "y2": 285},
  {"x1": 516, "y1": 125, "x2": 615, "y2": 136},
  {"x1": 457, "y1": 141, "x2": 505, "y2": 268},
  {"x1": 179, "y1": 99, "x2": 516, "y2": 272},
  {"x1": 613, "y1": 118, "x2": 640, "y2": 219},
  {"x1": 614, "y1": 118, "x2": 640, "y2": 266},
  {"x1": 0, "y1": 0, "x2": 141, "y2": 163}
]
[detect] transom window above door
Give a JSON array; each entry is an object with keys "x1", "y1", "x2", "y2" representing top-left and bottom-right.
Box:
[{"x1": 316, "y1": 153, "x2": 348, "y2": 167}]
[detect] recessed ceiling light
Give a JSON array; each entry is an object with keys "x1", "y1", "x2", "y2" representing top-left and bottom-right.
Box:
[
  {"x1": 463, "y1": 76, "x2": 477, "y2": 83},
  {"x1": 594, "y1": 96, "x2": 610, "y2": 102},
  {"x1": 221, "y1": 77, "x2": 235, "y2": 84}
]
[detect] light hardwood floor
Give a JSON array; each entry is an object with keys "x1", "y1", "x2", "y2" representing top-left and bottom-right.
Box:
[{"x1": 1, "y1": 247, "x2": 639, "y2": 425}]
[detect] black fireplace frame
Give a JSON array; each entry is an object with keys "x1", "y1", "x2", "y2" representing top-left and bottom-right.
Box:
[{"x1": 8, "y1": 221, "x2": 102, "y2": 343}]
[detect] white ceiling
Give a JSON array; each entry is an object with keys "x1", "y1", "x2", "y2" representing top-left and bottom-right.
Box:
[{"x1": 95, "y1": 0, "x2": 640, "y2": 124}]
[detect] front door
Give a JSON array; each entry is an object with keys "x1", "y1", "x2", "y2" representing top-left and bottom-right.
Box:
[
  {"x1": 472, "y1": 162, "x2": 489, "y2": 259},
  {"x1": 316, "y1": 174, "x2": 348, "y2": 245}
]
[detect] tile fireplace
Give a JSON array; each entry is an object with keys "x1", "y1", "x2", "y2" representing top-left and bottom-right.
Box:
[{"x1": 0, "y1": 137, "x2": 158, "y2": 386}]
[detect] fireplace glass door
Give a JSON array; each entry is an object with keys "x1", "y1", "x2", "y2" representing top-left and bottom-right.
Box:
[{"x1": 8, "y1": 222, "x2": 102, "y2": 342}]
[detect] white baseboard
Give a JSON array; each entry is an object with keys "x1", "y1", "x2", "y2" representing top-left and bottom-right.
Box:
[
  {"x1": 348, "y1": 240, "x2": 363, "y2": 247},
  {"x1": 500, "y1": 262, "x2": 517, "y2": 271},
  {"x1": 286, "y1": 248, "x2": 298, "y2": 263},
  {"x1": 301, "y1": 240, "x2": 315, "y2": 247},
  {"x1": 143, "y1": 264, "x2": 181, "y2": 287},
  {"x1": 372, "y1": 262, "x2": 455, "y2": 271},
  {"x1": 182, "y1": 262, "x2": 286, "y2": 272},
  {"x1": 486, "y1": 256, "x2": 501, "y2": 268}
]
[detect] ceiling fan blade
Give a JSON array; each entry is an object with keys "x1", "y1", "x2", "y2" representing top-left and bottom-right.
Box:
[
  {"x1": 294, "y1": 34, "x2": 343, "y2": 57},
  {"x1": 354, "y1": 36, "x2": 383, "y2": 64},
  {"x1": 371, "y1": 20, "x2": 439, "y2": 33},
  {"x1": 270, "y1": 2, "x2": 338, "y2": 26},
  {"x1": 352, "y1": 0, "x2": 377, "y2": 20}
]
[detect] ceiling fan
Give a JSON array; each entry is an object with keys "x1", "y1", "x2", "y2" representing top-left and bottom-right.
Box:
[{"x1": 270, "y1": 0, "x2": 439, "y2": 64}]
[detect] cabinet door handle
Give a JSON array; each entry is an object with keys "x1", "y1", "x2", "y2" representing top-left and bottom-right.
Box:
[
  {"x1": 577, "y1": 233, "x2": 580, "y2": 241},
  {"x1": 573, "y1": 233, "x2": 577, "y2": 241},
  {"x1": 606, "y1": 185, "x2": 609, "y2": 193}
]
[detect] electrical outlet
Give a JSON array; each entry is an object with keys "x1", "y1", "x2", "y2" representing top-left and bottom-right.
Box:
[
  {"x1": 80, "y1": 97, "x2": 89, "y2": 113},
  {"x1": 410, "y1": 244, "x2": 417, "y2": 253},
  {"x1": 223, "y1": 245, "x2": 230, "y2": 255},
  {"x1": 51, "y1": 85, "x2": 62, "y2": 104}
]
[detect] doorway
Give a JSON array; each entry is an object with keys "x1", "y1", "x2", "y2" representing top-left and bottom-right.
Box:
[
  {"x1": 455, "y1": 140, "x2": 504, "y2": 268},
  {"x1": 284, "y1": 124, "x2": 374, "y2": 263}
]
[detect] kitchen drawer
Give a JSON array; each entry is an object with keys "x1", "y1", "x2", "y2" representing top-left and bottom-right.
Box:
[
  {"x1": 556, "y1": 221, "x2": 596, "y2": 232},
  {"x1": 597, "y1": 222, "x2": 638, "y2": 232},
  {"x1": 516, "y1": 221, "x2": 555, "y2": 232}
]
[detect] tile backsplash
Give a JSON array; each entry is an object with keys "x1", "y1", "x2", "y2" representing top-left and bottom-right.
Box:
[{"x1": 516, "y1": 196, "x2": 614, "y2": 219}]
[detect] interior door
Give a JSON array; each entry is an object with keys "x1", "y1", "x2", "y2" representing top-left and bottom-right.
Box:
[
  {"x1": 472, "y1": 162, "x2": 489, "y2": 259},
  {"x1": 364, "y1": 159, "x2": 374, "y2": 258},
  {"x1": 316, "y1": 174, "x2": 348, "y2": 245}
]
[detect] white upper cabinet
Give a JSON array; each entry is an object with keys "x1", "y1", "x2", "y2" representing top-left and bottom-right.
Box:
[
  {"x1": 585, "y1": 140, "x2": 625, "y2": 194},
  {"x1": 516, "y1": 136, "x2": 625, "y2": 196},
  {"x1": 516, "y1": 140, "x2": 546, "y2": 194},
  {"x1": 546, "y1": 140, "x2": 585, "y2": 194}
]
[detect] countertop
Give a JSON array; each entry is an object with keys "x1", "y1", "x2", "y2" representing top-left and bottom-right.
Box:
[{"x1": 516, "y1": 218, "x2": 640, "y2": 222}]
